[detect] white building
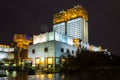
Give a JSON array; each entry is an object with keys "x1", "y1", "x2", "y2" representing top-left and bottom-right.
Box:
[
  {"x1": 28, "y1": 40, "x2": 77, "y2": 67},
  {"x1": 28, "y1": 31, "x2": 104, "y2": 67},
  {"x1": 33, "y1": 32, "x2": 73, "y2": 45},
  {"x1": 0, "y1": 45, "x2": 14, "y2": 60},
  {"x1": 28, "y1": 32, "x2": 77, "y2": 67}
]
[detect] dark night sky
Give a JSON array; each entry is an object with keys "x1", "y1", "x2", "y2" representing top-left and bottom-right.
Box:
[{"x1": 0, "y1": 0, "x2": 120, "y2": 55}]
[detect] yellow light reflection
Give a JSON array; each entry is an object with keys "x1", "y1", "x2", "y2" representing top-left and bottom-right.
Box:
[
  {"x1": 48, "y1": 74, "x2": 53, "y2": 79},
  {"x1": 40, "y1": 74, "x2": 44, "y2": 79},
  {"x1": 36, "y1": 75, "x2": 40, "y2": 79},
  {"x1": 61, "y1": 74, "x2": 65, "y2": 79}
]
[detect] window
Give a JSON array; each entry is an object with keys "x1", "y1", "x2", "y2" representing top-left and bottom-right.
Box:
[
  {"x1": 72, "y1": 50, "x2": 74, "y2": 54},
  {"x1": 32, "y1": 49, "x2": 35, "y2": 54},
  {"x1": 48, "y1": 58, "x2": 53, "y2": 64},
  {"x1": 61, "y1": 48, "x2": 64, "y2": 53},
  {"x1": 67, "y1": 49, "x2": 70, "y2": 54},
  {"x1": 44, "y1": 47, "x2": 48, "y2": 52}
]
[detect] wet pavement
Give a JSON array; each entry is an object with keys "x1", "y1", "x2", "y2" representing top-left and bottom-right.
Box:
[
  {"x1": 0, "y1": 71, "x2": 63, "y2": 80},
  {"x1": 0, "y1": 70, "x2": 120, "y2": 80}
]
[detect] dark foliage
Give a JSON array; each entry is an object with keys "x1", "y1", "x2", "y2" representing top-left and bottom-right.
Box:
[{"x1": 63, "y1": 49, "x2": 112, "y2": 67}]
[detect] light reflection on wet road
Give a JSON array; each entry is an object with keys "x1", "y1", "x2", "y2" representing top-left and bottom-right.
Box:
[
  {"x1": 0, "y1": 71, "x2": 63, "y2": 80},
  {"x1": 0, "y1": 71, "x2": 120, "y2": 80}
]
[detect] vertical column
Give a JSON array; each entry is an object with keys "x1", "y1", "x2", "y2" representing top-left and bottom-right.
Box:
[
  {"x1": 83, "y1": 19, "x2": 88, "y2": 43},
  {"x1": 85, "y1": 21, "x2": 88, "y2": 43},
  {"x1": 65, "y1": 21, "x2": 67, "y2": 35},
  {"x1": 83, "y1": 19, "x2": 86, "y2": 43}
]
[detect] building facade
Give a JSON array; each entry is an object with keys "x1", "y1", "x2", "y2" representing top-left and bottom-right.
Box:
[
  {"x1": 28, "y1": 41, "x2": 77, "y2": 67},
  {"x1": 53, "y1": 5, "x2": 88, "y2": 43},
  {"x1": 0, "y1": 45, "x2": 14, "y2": 60},
  {"x1": 28, "y1": 5, "x2": 106, "y2": 68},
  {"x1": 33, "y1": 32, "x2": 73, "y2": 45}
]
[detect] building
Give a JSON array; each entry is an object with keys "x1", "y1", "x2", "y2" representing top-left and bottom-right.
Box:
[
  {"x1": 14, "y1": 34, "x2": 32, "y2": 66},
  {"x1": 28, "y1": 5, "x2": 108, "y2": 68},
  {"x1": 53, "y1": 5, "x2": 88, "y2": 43},
  {"x1": 0, "y1": 45, "x2": 14, "y2": 66},
  {"x1": 33, "y1": 32, "x2": 73, "y2": 45},
  {"x1": 0, "y1": 45, "x2": 14, "y2": 60},
  {"x1": 28, "y1": 40, "x2": 77, "y2": 67},
  {"x1": 28, "y1": 32, "x2": 77, "y2": 67}
]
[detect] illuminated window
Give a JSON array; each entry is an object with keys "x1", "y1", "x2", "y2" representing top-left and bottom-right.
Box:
[
  {"x1": 48, "y1": 58, "x2": 53, "y2": 64},
  {"x1": 32, "y1": 49, "x2": 35, "y2": 54},
  {"x1": 44, "y1": 47, "x2": 48, "y2": 52},
  {"x1": 35, "y1": 58, "x2": 40, "y2": 64},
  {"x1": 62, "y1": 58, "x2": 65, "y2": 64},
  {"x1": 41, "y1": 57, "x2": 44, "y2": 65}
]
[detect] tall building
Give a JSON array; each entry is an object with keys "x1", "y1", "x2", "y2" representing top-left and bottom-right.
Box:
[
  {"x1": 53, "y1": 5, "x2": 88, "y2": 43},
  {"x1": 28, "y1": 5, "x2": 104, "y2": 68}
]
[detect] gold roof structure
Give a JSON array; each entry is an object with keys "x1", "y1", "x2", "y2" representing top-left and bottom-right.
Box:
[
  {"x1": 53, "y1": 5, "x2": 88, "y2": 24},
  {"x1": 14, "y1": 34, "x2": 32, "y2": 49}
]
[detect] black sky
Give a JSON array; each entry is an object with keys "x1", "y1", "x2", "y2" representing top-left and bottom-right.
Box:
[{"x1": 0, "y1": 0, "x2": 120, "y2": 55}]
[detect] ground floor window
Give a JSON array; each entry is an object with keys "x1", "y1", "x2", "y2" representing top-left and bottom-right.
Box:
[
  {"x1": 47, "y1": 58, "x2": 53, "y2": 64},
  {"x1": 35, "y1": 58, "x2": 40, "y2": 67},
  {"x1": 55, "y1": 57, "x2": 60, "y2": 64},
  {"x1": 34, "y1": 57, "x2": 54, "y2": 68},
  {"x1": 61, "y1": 58, "x2": 65, "y2": 64}
]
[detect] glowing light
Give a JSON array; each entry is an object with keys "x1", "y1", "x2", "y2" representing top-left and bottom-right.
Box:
[
  {"x1": 62, "y1": 58, "x2": 65, "y2": 64},
  {"x1": 73, "y1": 38, "x2": 80, "y2": 43},
  {"x1": 48, "y1": 74, "x2": 53, "y2": 79},
  {"x1": 14, "y1": 34, "x2": 32, "y2": 49},
  {"x1": 73, "y1": 38, "x2": 81, "y2": 47},
  {"x1": 61, "y1": 74, "x2": 65, "y2": 79},
  {"x1": 12, "y1": 71, "x2": 17, "y2": 77},
  {"x1": 36, "y1": 58, "x2": 40, "y2": 64},
  {"x1": 13, "y1": 64, "x2": 16, "y2": 66},
  {"x1": 33, "y1": 34, "x2": 46, "y2": 45},
  {"x1": 40, "y1": 74, "x2": 44, "y2": 79},
  {"x1": 53, "y1": 5, "x2": 88, "y2": 24},
  {"x1": 5, "y1": 63, "x2": 9, "y2": 66},
  {"x1": 48, "y1": 58, "x2": 53, "y2": 64},
  {"x1": 36, "y1": 75, "x2": 40, "y2": 79},
  {"x1": 0, "y1": 52, "x2": 7, "y2": 59},
  {"x1": 41, "y1": 57, "x2": 44, "y2": 65}
]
